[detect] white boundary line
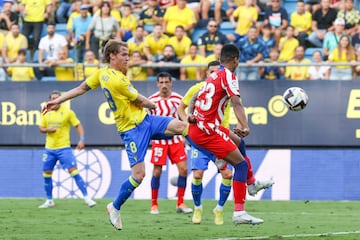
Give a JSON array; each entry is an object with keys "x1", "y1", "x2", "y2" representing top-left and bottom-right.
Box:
[{"x1": 207, "y1": 230, "x2": 360, "y2": 240}]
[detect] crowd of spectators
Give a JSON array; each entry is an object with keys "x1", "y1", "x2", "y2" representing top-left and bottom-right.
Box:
[{"x1": 0, "y1": 0, "x2": 360, "y2": 81}]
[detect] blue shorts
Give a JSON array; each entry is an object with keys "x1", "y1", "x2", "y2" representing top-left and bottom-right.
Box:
[
  {"x1": 190, "y1": 145, "x2": 232, "y2": 171},
  {"x1": 120, "y1": 114, "x2": 173, "y2": 167},
  {"x1": 42, "y1": 147, "x2": 77, "y2": 171}
]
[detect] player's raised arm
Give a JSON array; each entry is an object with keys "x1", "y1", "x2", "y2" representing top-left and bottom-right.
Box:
[{"x1": 42, "y1": 81, "x2": 90, "y2": 114}]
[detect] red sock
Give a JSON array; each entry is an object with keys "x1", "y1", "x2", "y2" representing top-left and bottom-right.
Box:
[
  {"x1": 177, "y1": 187, "x2": 185, "y2": 206},
  {"x1": 233, "y1": 179, "x2": 246, "y2": 211},
  {"x1": 245, "y1": 156, "x2": 256, "y2": 185},
  {"x1": 151, "y1": 189, "x2": 158, "y2": 206}
]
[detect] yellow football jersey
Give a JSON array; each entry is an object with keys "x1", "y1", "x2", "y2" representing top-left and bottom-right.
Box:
[
  {"x1": 86, "y1": 67, "x2": 147, "y2": 132},
  {"x1": 39, "y1": 105, "x2": 80, "y2": 149}
]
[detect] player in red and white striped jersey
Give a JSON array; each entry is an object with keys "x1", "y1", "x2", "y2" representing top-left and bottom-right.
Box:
[{"x1": 148, "y1": 72, "x2": 192, "y2": 215}]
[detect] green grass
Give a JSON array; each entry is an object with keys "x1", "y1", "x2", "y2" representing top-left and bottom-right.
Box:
[{"x1": 0, "y1": 199, "x2": 359, "y2": 240}]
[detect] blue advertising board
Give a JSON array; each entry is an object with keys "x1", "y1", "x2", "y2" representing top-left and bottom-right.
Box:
[
  {"x1": 1, "y1": 81, "x2": 360, "y2": 146},
  {"x1": 0, "y1": 148, "x2": 359, "y2": 200}
]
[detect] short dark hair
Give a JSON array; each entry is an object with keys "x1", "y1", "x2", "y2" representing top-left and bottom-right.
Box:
[
  {"x1": 49, "y1": 90, "x2": 61, "y2": 99},
  {"x1": 18, "y1": 49, "x2": 27, "y2": 56},
  {"x1": 156, "y1": 72, "x2": 172, "y2": 81},
  {"x1": 220, "y1": 44, "x2": 239, "y2": 64},
  {"x1": 207, "y1": 60, "x2": 220, "y2": 69}
]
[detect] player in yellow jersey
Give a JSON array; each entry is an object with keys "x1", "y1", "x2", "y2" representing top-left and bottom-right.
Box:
[
  {"x1": 43, "y1": 39, "x2": 188, "y2": 231},
  {"x1": 38, "y1": 91, "x2": 96, "y2": 209}
]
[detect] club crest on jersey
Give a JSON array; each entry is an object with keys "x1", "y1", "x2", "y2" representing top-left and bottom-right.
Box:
[
  {"x1": 101, "y1": 75, "x2": 109, "y2": 82},
  {"x1": 128, "y1": 85, "x2": 136, "y2": 93}
]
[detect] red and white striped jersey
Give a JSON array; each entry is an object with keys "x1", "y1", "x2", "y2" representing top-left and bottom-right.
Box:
[
  {"x1": 194, "y1": 67, "x2": 240, "y2": 134},
  {"x1": 148, "y1": 91, "x2": 184, "y2": 145}
]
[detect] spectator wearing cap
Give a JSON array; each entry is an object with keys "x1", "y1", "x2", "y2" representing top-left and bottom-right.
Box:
[
  {"x1": 19, "y1": 0, "x2": 52, "y2": 51},
  {"x1": 2, "y1": 23, "x2": 27, "y2": 64},
  {"x1": 336, "y1": 0, "x2": 360, "y2": 36},
  {"x1": 70, "y1": 4, "x2": 92, "y2": 63},
  {"x1": 323, "y1": 18, "x2": 345, "y2": 60},
  {"x1": 308, "y1": 0, "x2": 337, "y2": 48},
  {"x1": 67, "y1": 0, "x2": 90, "y2": 34},
  {"x1": 0, "y1": 0, "x2": 19, "y2": 32}
]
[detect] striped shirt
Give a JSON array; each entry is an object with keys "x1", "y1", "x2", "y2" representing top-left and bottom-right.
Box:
[{"x1": 148, "y1": 91, "x2": 184, "y2": 145}]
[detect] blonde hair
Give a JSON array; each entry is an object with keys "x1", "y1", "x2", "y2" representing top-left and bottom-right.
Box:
[{"x1": 102, "y1": 39, "x2": 128, "y2": 63}]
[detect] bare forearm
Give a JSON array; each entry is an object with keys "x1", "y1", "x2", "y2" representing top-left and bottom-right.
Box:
[
  {"x1": 134, "y1": 94, "x2": 156, "y2": 109},
  {"x1": 177, "y1": 102, "x2": 188, "y2": 121},
  {"x1": 54, "y1": 82, "x2": 89, "y2": 104}
]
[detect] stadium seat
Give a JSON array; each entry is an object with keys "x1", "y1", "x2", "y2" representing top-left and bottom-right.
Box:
[
  {"x1": 56, "y1": 23, "x2": 68, "y2": 36},
  {"x1": 144, "y1": 24, "x2": 154, "y2": 33},
  {"x1": 147, "y1": 76, "x2": 157, "y2": 81},
  {"x1": 283, "y1": 1, "x2": 297, "y2": 16},
  {"x1": 220, "y1": 21, "x2": 234, "y2": 30},
  {"x1": 191, "y1": 28, "x2": 207, "y2": 43},
  {"x1": 41, "y1": 76, "x2": 57, "y2": 81},
  {"x1": 304, "y1": 47, "x2": 323, "y2": 60}
]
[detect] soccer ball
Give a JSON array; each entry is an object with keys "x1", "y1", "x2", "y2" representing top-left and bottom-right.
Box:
[
  {"x1": 170, "y1": 176, "x2": 178, "y2": 186},
  {"x1": 282, "y1": 87, "x2": 309, "y2": 111}
]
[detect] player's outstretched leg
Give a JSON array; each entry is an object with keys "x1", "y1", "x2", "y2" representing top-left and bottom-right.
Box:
[
  {"x1": 107, "y1": 176, "x2": 141, "y2": 230},
  {"x1": 38, "y1": 172, "x2": 55, "y2": 208}
]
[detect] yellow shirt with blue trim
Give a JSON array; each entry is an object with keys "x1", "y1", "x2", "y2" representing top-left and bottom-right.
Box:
[
  {"x1": 86, "y1": 67, "x2": 147, "y2": 132},
  {"x1": 182, "y1": 81, "x2": 230, "y2": 128},
  {"x1": 164, "y1": 5, "x2": 196, "y2": 35},
  {"x1": 39, "y1": 105, "x2": 80, "y2": 149}
]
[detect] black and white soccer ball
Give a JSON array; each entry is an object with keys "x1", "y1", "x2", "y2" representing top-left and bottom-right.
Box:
[{"x1": 282, "y1": 87, "x2": 309, "y2": 111}]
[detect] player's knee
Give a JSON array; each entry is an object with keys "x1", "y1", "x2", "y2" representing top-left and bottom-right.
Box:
[
  {"x1": 221, "y1": 169, "x2": 233, "y2": 180},
  {"x1": 192, "y1": 170, "x2": 204, "y2": 179}
]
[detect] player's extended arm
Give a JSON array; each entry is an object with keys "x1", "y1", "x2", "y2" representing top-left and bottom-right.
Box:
[
  {"x1": 133, "y1": 93, "x2": 156, "y2": 110},
  {"x1": 75, "y1": 123, "x2": 85, "y2": 150},
  {"x1": 231, "y1": 95, "x2": 250, "y2": 137},
  {"x1": 43, "y1": 81, "x2": 89, "y2": 114}
]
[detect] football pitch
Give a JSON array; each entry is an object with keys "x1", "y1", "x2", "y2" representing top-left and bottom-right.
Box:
[{"x1": 1, "y1": 199, "x2": 359, "y2": 240}]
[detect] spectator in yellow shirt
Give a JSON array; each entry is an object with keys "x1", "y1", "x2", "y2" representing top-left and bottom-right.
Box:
[
  {"x1": 291, "y1": 0, "x2": 312, "y2": 47},
  {"x1": 180, "y1": 43, "x2": 206, "y2": 80},
  {"x1": 2, "y1": 23, "x2": 28, "y2": 64},
  {"x1": 228, "y1": 0, "x2": 258, "y2": 42},
  {"x1": 47, "y1": 49, "x2": 75, "y2": 81},
  {"x1": 144, "y1": 24, "x2": 169, "y2": 61},
  {"x1": 127, "y1": 51, "x2": 148, "y2": 81},
  {"x1": 7, "y1": 49, "x2": 35, "y2": 81},
  {"x1": 279, "y1": 26, "x2": 299, "y2": 62},
  {"x1": 163, "y1": 0, "x2": 197, "y2": 35},
  {"x1": 205, "y1": 43, "x2": 222, "y2": 63},
  {"x1": 84, "y1": 50, "x2": 99, "y2": 78},
  {"x1": 120, "y1": 3, "x2": 138, "y2": 42},
  {"x1": 285, "y1": 46, "x2": 311, "y2": 80},
  {"x1": 19, "y1": 0, "x2": 52, "y2": 51},
  {"x1": 328, "y1": 34, "x2": 356, "y2": 80},
  {"x1": 168, "y1": 25, "x2": 192, "y2": 59},
  {"x1": 127, "y1": 25, "x2": 146, "y2": 57}
]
